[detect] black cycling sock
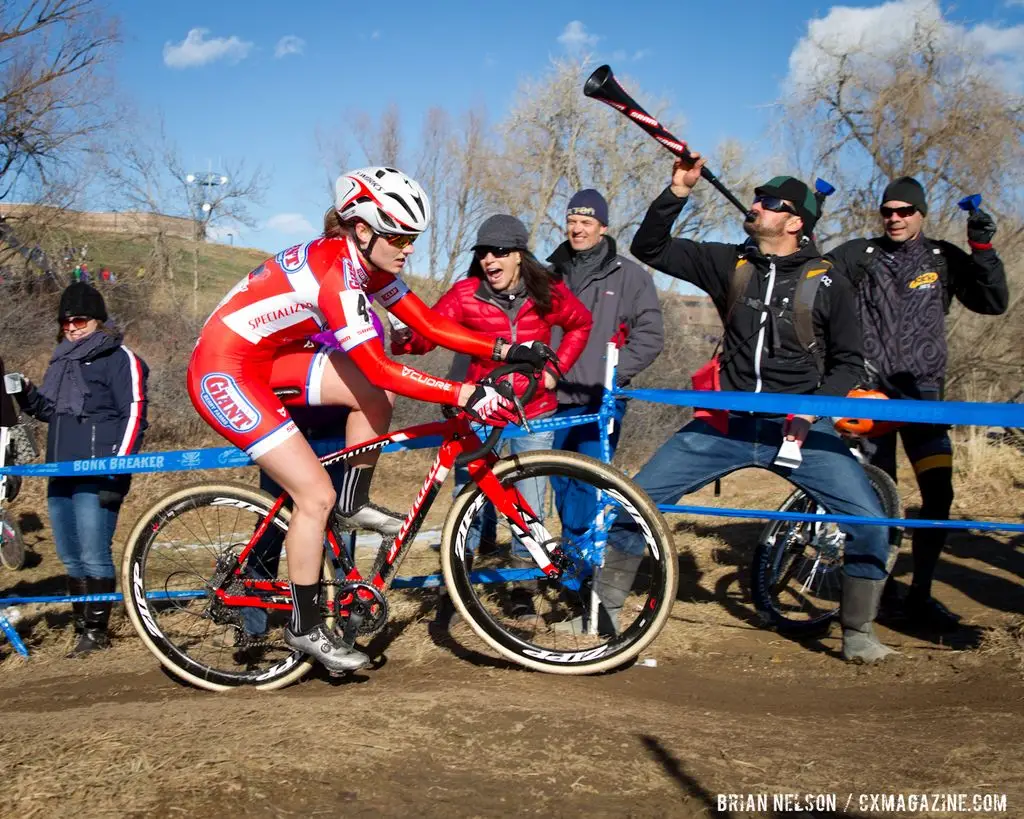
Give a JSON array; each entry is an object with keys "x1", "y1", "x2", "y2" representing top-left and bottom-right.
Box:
[
  {"x1": 338, "y1": 465, "x2": 374, "y2": 514},
  {"x1": 290, "y1": 582, "x2": 321, "y2": 634},
  {"x1": 910, "y1": 466, "x2": 954, "y2": 597},
  {"x1": 910, "y1": 532, "x2": 944, "y2": 598}
]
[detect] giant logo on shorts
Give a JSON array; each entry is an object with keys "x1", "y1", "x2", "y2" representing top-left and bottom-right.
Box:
[
  {"x1": 276, "y1": 243, "x2": 308, "y2": 273},
  {"x1": 200, "y1": 374, "x2": 261, "y2": 433}
]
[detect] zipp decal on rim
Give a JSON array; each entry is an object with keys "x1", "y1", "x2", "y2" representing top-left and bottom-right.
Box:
[
  {"x1": 602, "y1": 488, "x2": 659, "y2": 560},
  {"x1": 522, "y1": 645, "x2": 612, "y2": 663},
  {"x1": 132, "y1": 562, "x2": 161, "y2": 638}
]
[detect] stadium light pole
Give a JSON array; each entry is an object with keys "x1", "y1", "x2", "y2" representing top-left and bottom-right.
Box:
[{"x1": 185, "y1": 170, "x2": 229, "y2": 313}]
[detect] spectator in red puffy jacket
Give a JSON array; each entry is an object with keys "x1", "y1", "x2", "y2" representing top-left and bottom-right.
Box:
[{"x1": 392, "y1": 214, "x2": 592, "y2": 626}]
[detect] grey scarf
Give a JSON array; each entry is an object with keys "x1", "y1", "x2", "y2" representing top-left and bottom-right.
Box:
[{"x1": 39, "y1": 332, "x2": 121, "y2": 418}]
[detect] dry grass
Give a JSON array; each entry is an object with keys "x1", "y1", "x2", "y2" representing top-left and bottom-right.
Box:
[{"x1": 979, "y1": 616, "x2": 1024, "y2": 676}]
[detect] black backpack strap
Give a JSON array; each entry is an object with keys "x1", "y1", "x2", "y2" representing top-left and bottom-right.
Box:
[
  {"x1": 926, "y1": 242, "x2": 951, "y2": 312},
  {"x1": 791, "y1": 258, "x2": 832, "y2": 376},
  {"x1": 726, "y1": 256, "x2": 756, "y2": 321}
]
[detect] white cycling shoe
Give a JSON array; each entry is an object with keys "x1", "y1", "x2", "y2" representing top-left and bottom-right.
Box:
[
  {"x1": 283, "y1": 624, "x2": 370, "y2": 673},
  {"x1": 334, "y1": 502, "x2": 404, "y2": 537}
]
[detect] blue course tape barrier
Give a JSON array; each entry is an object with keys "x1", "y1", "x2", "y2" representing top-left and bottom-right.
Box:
[
  {"x1": 3, "y1": 387, "x2": 1021, "y2": 658},
  {"x1": 619, "y1": 388, "x2": 1024, "y2": 428},
  {"x1": 659, "y1": 504, "x2": 1024, "y2": 533},
  {"x1": 0, "y1": 409, "x2": 598, "y2": 478}
]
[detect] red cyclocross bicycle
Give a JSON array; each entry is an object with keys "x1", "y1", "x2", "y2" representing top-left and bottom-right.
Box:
[{"x1": 121, "y1": 364, "x2": 677, "y2": 691}]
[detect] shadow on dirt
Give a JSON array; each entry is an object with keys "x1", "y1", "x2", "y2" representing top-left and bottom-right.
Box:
[{"x1": 639, "y1": 734, "x2": 870, "y2": 818}]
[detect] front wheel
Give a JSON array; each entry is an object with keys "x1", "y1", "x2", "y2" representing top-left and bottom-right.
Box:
[
  {"x1": 750, "y1": 463, "x2": 902, "y2": 636},
  {"x1": 439, "y1": 451, "x2": 677, "y2": 674},
  {"x1": 121, "y1": 482, "x2": 336, "y2": 691},
  {"x1": 0, "y1": 507, "x2": 25, "y2": 570}
]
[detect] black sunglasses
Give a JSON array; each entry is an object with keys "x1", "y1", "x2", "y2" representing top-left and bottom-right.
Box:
[
  {"x1": 473, "y1": 246, "x2": 516, "y2": 260},
  {"x1": 880, "y1": 205, "x2": 917, "y2": 219},
  {"x1": 753, "y1": 195, "x2": 798, "y2": 216}
]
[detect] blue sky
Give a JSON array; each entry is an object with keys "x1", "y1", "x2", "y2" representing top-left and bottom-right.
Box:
[{"x1": 102, "y1": 0, "x2": 1024, "y2": 255}]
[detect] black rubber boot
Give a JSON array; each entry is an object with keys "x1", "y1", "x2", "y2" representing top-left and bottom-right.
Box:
[
  {"x1": 552, "y1": 549, "x2": 643, "y2": 637},
  {"x1": 841, "y1": 574, "x2": 898, "y2": 663},
  {"x1": 68, "y1": 577, "x2": 115, "y2": 658},
  {"x1": 67, "y1": 576, "x2": 89, "y2": 636}
]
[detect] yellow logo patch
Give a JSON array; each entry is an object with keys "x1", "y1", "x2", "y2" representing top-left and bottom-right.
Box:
[{"x1": 909, "y1": 271, "x2": 939, "y2": 289}]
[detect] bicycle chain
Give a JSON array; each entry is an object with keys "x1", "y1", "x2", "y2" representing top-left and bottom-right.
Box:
[{"x1": 210, "y1": 577, "x2": 389, "y2": 652}]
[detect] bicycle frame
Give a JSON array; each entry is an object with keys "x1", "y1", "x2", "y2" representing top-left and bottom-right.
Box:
[{"x1": 213, "y1": 414, "x2": 561, "y2": 616}]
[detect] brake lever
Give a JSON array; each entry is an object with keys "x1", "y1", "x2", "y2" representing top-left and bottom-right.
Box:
[{"x1": 512, "y1": 392, "x2": 532, "y2": 434}]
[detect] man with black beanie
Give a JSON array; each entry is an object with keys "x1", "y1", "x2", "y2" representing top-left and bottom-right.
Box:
[
  {"x1": 582, "y1": 154, "x2": 895, "y2": 664},
  {"x1": 827, "y1": 176, "x2": 1008, "y2": 631}
]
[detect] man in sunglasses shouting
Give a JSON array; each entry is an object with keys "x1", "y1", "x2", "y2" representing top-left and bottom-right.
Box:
[
  {"x1": 826, "y1": 176, "x2": 1008, "y2": 632},
  {"x1": 599, "y1": 157, "x2": 895, "y2": 664}
]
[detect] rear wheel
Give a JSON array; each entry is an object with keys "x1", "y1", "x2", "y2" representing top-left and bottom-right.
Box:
[
  {"x1": 440, "y1": 451, "x2": 677, "y2": 675},
  {"x1": 121, "y1": 483, "x2": 336, "y2": 691},
  {"x1": 750, "y1": 464, "x2": 902, "y2": 635}
]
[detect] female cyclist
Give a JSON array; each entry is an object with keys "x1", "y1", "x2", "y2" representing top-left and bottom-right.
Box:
[{"x1": 187, "y1": 167, "x2": 552, "y2": 673}]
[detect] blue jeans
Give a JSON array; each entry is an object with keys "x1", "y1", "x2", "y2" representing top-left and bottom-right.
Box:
[
  {"x1": 453, "y1": 428, "x2": 556, "y2": 557},
  {"x1": 551, "y1": 400, "x2": 627, "y2": 540},
  {"x1": 47, "y1": 478, "x2": 121, "y2": 579},
  {"x1": 607, "y1": 416, "x2": 891, "y2": 580}
]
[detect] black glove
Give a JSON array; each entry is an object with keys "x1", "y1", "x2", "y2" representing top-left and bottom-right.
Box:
[
  {"x1": 505, "y1": 341, "x2": 556, "y2": 370},
  {"x1": 967, "y1": 209, "x2": 996, "y2": 247}
]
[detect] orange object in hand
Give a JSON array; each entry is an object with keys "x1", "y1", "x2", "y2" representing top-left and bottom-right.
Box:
[{"x1": 834, "y1": 389, "x2": 898, "y2": 438}]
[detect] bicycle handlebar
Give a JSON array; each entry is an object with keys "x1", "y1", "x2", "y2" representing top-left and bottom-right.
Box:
[{"x1": 453, "y1": 362, "x2": 539, "y2": 467}]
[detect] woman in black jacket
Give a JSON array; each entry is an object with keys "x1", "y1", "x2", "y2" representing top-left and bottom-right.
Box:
[{"x1": 16, "y1": 283, "x2": 149, "y2": 656}]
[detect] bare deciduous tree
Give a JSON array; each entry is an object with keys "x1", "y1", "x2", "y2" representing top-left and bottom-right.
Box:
[
  {"x1": 779, "y1": 9, "x2": 1024, "y2": 397},
  {"x1": 0, "y1": 0, "x2": 119, "y2": 201},
  {"x1": 100, "y1": 116, "x2": 266, "y2": 314},
  {"x1": 488, "y1": 58, "x2": 753, "y2": 290}
]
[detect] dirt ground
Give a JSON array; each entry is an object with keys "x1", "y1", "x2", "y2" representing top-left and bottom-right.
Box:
[{"x1": 1, "y1": 453, "x2": 1023, "y2": 818}]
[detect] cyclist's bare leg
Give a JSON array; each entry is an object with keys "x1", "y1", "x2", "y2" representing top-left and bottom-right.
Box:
[
  {"x1": 254, "y1": 435, "x2": 335, "y2": 585},
  {"x1": 255, "y1": 435, "x2": 369, "y2": 671},
  {"x1": 319, "y1": 350, "x2": 395, "y2": 469},
  {"x1": 318, "y1": 351, "x2": 401, "y2": 534}
]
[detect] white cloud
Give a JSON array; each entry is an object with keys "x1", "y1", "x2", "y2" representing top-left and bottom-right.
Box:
[
  {"x1": 966, "y1": 23, "x2": 1024, "y2": 58},
  {"x1": 274, "y1": 35, "x2": 305, "y2": 58},
  {"x1": 558, "y1": 20, "x2": 599, "y2": 52},
  {"x1": 786, "y1": 0, "x2": 1024, "y2": 91},
  {"x1": 1006, "y1": 0, "x2": 1024, "y2": 7},
  {"x1": 164, "y1": 28, "x2": 253, "y2": 69},
  {"x1": 265, "y1": 213, "x2": 315, "y2": 235},
  {"x1": 611, "y1": 47, "x2": 651, "y2": 63}
]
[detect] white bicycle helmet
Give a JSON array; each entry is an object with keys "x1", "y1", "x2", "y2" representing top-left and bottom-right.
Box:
[{"x1": 334, "y1": 166, "x2": 431, "y2": 235}]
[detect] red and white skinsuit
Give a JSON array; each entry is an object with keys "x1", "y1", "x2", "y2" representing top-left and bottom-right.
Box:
[{"x1": 187, "y1": 236, "x2": 494, "y2": 458}]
